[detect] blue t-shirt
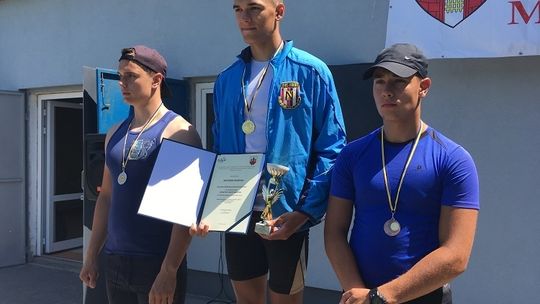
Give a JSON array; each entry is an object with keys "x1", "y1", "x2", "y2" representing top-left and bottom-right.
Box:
[
  {"x1": 105, "y1": 110, "x2": 178, "y2": 257},
  {"x1": 330, "y1": 126, "x2": 479, "y2": 288}
]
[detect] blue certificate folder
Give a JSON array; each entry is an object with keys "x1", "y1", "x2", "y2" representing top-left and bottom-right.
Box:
[{"x1": 138, "y1": 138, "x2": 265, "y2": 234}]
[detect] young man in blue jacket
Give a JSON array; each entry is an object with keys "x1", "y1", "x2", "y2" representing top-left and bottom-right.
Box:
[{"x1": 195, "y1": 0, "x2": 346, "y2": 303}]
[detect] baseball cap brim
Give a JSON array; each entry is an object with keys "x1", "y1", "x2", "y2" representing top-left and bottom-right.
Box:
[{"x1": 363, "y1": 62, "x2": 418, "y2": 80}]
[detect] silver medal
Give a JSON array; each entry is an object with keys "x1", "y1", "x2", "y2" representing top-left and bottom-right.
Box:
[
  {"x1": 117, "y1": 171, "x2": 127, "y2": 185},
  {"x1": 383, "y1": 218, "x2": 401, "y2": 237}
]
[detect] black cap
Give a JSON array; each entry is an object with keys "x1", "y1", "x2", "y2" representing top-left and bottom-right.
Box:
[
  {"x1": 363, "y1": 43, "x2": 428, "y2": 79},
  {"x1": 119, "y1": 45, "x2": 172, "y2": 98}
]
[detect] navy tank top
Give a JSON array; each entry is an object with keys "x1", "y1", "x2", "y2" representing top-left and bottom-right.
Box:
[{"x1": 105, "y1": 110, "x2": 178, "y2": 256}]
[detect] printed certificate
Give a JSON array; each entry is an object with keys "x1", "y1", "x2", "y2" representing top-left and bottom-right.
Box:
[{"x1": 138, "y1": 138, "x2": 264, "y2": 234}]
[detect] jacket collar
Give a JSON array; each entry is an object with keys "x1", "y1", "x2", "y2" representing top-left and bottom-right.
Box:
[{"x1": 238, "y1": 40, "x2": 293, "y2": 65}]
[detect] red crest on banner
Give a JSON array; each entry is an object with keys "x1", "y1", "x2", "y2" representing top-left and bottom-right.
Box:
[{"x1": 416, "y1": 0, "x2": 487, "y2": 28}]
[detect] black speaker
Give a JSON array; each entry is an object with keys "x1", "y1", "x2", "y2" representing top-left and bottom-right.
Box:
[{"x1": 83, "y1": 133, "x2": 105, "y2": 201}]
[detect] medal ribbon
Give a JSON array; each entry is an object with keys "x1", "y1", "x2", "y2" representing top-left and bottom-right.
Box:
[
  {"x1": 240, "y1": 41, "x2": 284, "y2": 119},
  {"x1": 381, "y1": 122, "x2": 425, "y2": 217},
  {"x1": 121, "y1": 102, "x2": 163, "y2": 173}
]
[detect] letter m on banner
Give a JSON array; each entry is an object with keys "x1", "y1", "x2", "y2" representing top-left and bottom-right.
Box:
[{"x1": 509, "y1": 1, "x2": 540, "y2": 24}]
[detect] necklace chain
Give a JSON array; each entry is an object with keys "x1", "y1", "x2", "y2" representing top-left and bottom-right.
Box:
[
  {"x1": 121, "y1": 102, "x2": 163, "y2": 172},
  {"x1": 381, "y1": 122, "x2": 425, "y2": 216}
]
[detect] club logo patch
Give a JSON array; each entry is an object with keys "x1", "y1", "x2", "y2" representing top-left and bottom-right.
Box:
[
  {"x1": 278, "y1": 81, "x2": 301, "y2": 109},
  {"x1": 416, "y1": 0, "x2": 486, "y2": 28},
  {"x1": 128, "y1": 139, "x2": 155, "y2": 160}
]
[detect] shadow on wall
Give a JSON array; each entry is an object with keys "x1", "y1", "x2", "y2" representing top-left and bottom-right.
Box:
[{"x1": 329, "y1": 64, "x2": 380, "y2": 141}]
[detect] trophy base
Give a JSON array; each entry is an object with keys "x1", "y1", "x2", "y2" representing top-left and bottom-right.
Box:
[{"x1": 254, "y1": 221, "x2": 272, "y2": 235}]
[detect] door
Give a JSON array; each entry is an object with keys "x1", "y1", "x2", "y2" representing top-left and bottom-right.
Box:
[
  {"x1": 195, "y1": 82, "x2": 215, "y2": 149},
  {"x1": 44, "y1": 99, "x2": 84, "y2": 253},
  {"x1": 0, "y1": 91, "x2": 26, "y2": 267}
]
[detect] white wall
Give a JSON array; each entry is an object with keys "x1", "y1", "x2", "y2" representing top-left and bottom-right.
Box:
[
  {"x1": 424, "y1": 56, "x2": 540, "y2": 303},
  {"x1": 0, "y1": 0, "x2": 387, "y2": 91}
]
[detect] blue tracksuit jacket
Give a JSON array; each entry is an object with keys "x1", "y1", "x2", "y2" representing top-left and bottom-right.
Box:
[{"x1": 212, "y1": 40, "x2": 347, "y2": 226}]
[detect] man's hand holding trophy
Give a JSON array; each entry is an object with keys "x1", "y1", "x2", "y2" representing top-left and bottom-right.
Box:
[{"x1": 254, "y1": 163, "x2": 289, "y2": 236}]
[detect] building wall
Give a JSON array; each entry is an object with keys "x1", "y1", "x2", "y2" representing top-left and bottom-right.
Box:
[
  {"x1": 1, "y1": 0, "x2": 539, "y2": 302},
  {"x1": 0, "y1": 0, "x2": 387, "y2": 90},
  {"x1": 424, "y1": 56, "x2": 540, "y2": 302}
]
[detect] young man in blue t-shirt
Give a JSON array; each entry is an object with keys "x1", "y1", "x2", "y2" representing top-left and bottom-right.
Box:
[{"x1": 325, "y1": 43, "x2": 479, "y2": 304}]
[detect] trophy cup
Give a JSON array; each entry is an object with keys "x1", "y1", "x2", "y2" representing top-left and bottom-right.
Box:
[{"x1": 254, "y1": 163, "x2": 289, "y2": 235}]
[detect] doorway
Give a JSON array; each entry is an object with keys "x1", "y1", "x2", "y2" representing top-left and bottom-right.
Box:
[
  {"x1": 41, "y1": 95, "x2": 84, "y2": 254},
  {"x1": 195, "y1": 82, "x2": 215, "y2": 149}
]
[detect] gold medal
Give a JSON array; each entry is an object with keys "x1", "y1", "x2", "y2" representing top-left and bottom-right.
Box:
[{"x1": 242, "y1": 120, "x2": 255, "y2": 135}]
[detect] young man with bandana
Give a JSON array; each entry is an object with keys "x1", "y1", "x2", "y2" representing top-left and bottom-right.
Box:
[
  {"x1": 193, "y1": 0, "x2": 346, "y2": 303},
  {"x1": 80, "y1": 45, "x2": 201, "y2": 304},
  {"x1": 325, "y1": 43, "x2": 480, "y2": 304}
]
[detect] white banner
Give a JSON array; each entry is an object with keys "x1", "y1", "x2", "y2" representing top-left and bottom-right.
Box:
[{"x1": 386, "y1": 0, "x2": 540, "y2": 58}]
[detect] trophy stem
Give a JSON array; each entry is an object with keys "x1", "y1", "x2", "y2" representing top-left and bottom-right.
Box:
[{"x1": 256, "y1": 163, "x2": 289, "y2": 235}]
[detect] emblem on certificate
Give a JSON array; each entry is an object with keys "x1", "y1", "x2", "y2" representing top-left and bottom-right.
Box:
[
  {"x1": 278, "y1": 81, "x2": 301, "y2": 109},
  {"x1": 254, "y1": 163, "x2": 289, "y2": 235}
]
